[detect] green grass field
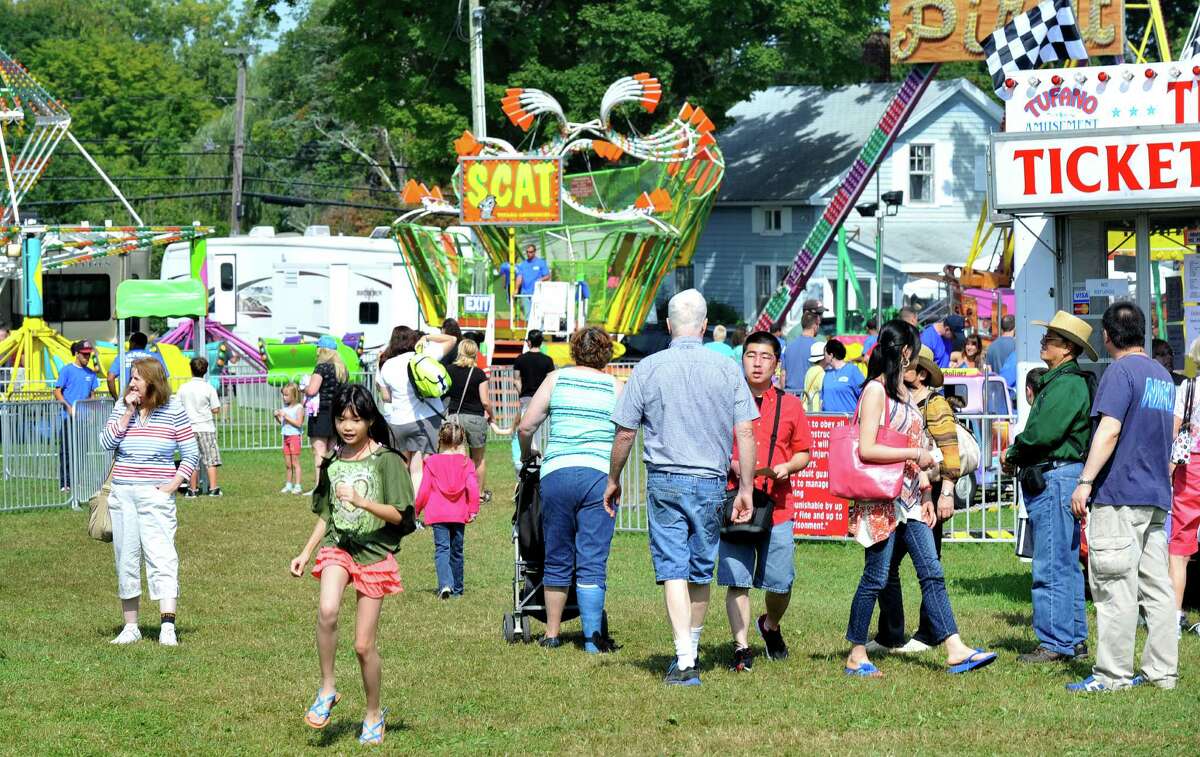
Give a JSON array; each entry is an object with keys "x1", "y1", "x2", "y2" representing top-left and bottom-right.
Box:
[{"x1": 1, "y1": 446, "x2": 1196, "y2": 754}]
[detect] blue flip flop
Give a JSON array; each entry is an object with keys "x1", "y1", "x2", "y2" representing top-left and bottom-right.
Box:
[
  {"x1": 844, "y1": 661, "x2": 884, "y2": 677},
  {"x1": 948, "y1": 649, "x2": 997, "y2": 674}
]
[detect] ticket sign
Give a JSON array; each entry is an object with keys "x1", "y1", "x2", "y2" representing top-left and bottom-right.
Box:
[
  {"x1": 890, "y1": 0, "x2": 1122, "y2": 64},
  {"x1": 991, "y1": 126, "x2": 1200, "y2": 213},
  {"x1": 459, "y1": 157, "x2": 562, "y2": 225},
  {"x1": 789, "y1": 415, "x2": 851, "y2": 538}
]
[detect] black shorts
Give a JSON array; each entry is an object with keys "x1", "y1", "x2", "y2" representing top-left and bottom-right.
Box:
[{"x1": 308, "y1": 411, "x2": 334, "y2": 439}]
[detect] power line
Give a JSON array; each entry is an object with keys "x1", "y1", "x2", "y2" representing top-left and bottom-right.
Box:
[
  {"x1": 244, "y1": 174, "x2": 395, "y2": 194},
  {"x1": 243, "y1": 191, "x2": 404, "y2": 212},
  {"x1": 39, "y1": 175, "x2": 229, "y2": 182},
  {"x1": 22, "y1": 190, "x2": 231, "y2": 207}
]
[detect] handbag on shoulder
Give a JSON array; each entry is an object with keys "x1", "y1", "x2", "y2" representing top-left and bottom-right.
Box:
[
  {"x1": 828, "y1": 387, "x2": 907, "y2": 502},
  {"x1": 87, "y1": 461, "x2": 116, "y2": 543},
  {"x1": 1171, "y1": 378, "x2": 1195, "y2": 466},
  {"x1": 722, "y1": 392, "x2": 783, "y2": 543}
]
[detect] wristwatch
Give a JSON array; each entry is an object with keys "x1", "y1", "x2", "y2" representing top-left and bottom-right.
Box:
[{"x1": 1077, "y1": 479, "x2": 1094, "y2": 486}]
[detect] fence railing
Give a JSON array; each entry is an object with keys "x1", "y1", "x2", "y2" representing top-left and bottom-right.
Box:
[{"x1": 0, "y1": 398, "x2": 114, "y2": 513}]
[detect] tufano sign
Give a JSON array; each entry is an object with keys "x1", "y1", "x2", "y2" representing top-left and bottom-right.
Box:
[{"x1": 993, "y1": 62, "x2": 1200, "y2": 213}]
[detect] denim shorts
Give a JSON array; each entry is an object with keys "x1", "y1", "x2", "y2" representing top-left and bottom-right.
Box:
[
  {"x1": 646, "y1": 471, "x2": 725, "y2": 584},
  {"x1": 717, "y1": 519, "x2": 796, "y2": 593}
]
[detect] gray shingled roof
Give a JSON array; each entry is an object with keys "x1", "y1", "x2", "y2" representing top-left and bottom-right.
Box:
[{"x1": 716, "y1": 80, "x2": 977, "y2": 204}]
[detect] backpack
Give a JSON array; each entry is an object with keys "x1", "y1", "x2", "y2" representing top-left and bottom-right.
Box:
[{"x1": 408, "y1": 352, "x2": 451, "y2": 399}]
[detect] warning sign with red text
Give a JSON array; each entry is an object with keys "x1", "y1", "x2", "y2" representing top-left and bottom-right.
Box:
[{"x1": 788, "y1": 415, "x2": 851, "y2": 538}]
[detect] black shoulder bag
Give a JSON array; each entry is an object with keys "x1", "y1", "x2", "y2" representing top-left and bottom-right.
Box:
[{"x1": 721, "y1": 394, "x2": 783, "y2": 543}]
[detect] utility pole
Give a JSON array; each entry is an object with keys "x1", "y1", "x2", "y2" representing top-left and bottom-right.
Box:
[
  {"x1": 468, "y1": 0, "x2": 487, "y2": 139},
  {"x1": 225, "y1": 47, "x2": 250, "y2": 236}
]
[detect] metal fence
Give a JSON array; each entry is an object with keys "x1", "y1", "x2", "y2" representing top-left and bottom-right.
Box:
[{"x1": 0, "y1": 398, "x2": 114, "y2": 513}]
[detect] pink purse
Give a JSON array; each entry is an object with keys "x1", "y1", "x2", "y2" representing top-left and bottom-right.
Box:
[{"x1": 828, "y1": 388, "x2": 908, "y2": 502}]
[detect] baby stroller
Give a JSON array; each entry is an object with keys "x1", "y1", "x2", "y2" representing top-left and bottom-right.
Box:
[{"x1": 502, "y1": 460, "x2": 608, "y2": 643}]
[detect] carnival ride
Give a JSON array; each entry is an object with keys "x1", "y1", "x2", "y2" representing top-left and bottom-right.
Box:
[{"x1": 392, "y1": 73, "x2": 723, "y2": 343}]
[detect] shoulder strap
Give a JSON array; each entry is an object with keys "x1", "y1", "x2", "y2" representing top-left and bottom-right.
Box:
[
  {"x1": 456, "y1": 364, "x2": 476, "y2": 416},
  {"x1": 764, "y1": 389, "x2": 784, "y2": 467},
  {"x1": 1185, "y1": 377, "x2": 1195, "y2": 425}
]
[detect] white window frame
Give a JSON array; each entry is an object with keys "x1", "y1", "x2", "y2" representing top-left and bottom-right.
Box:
[
  {"x1": 908, "y1": 143, "x2": 934, "y2": 204},
  {"x1": 764, "y1": 208, "x2": 782, "y2": 233}
]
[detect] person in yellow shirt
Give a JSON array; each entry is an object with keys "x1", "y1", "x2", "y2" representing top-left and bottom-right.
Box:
[{"x1": 803, "y1": 340, "x2": 827, "y2": 412}]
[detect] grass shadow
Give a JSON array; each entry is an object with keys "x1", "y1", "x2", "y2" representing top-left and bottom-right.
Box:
[
  {"x1": 989, "y1": 635, "x2": 1035, "y2": 654},
  {"x1": 997, "y1": 611, "x2": 1032, "y2": 628},
  {"x1": 955, "y1": 572, "x2": 1029, "y2": 603}
]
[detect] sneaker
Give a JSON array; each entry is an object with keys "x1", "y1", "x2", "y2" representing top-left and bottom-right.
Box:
[
  {"x1": 538, "y1": 636, "x2": 562, "y2": 648},
  {"x1": 756, "y1": 614, "x2": 788, "y2": 660},
  {"x1": 664, "y1": 663, "x2": 701, "y2": 686},
  {"x1": 864, "y1": 639, "x2": 893, "y2": 655},
  {"x1": 159, "y1": 623, "x2": 178, "y2": 647},
  {"x1": 894, "y1": 638, "x2": 932, "y2": 654},
  {"x1": 1066, "y1": 675, "x2": 1110, "y2": 693},
  {"x1": 280, "y1": 484, "x2": 293, "y2": 494},
  {"x1": 729, "y1": 646, "x2": 754, "y2": 672},
  {"x1": 1018, "y1": 646, "x2": 1071, "y2": 664},
  {"x1": 208, "y1": 488, "x2": 222, "y2": 497},
  {"x1": 480, "y1": 490, "x2": 493, "y2": 505},
  {"x1": 110, "y1": 624, "x2": 141, "y2": 645},
  {"x1": 1188, "y1": 622, "x2": 1200, "y2": 636},
  {"x1": 184, "y1": 489, "x2": 198, "y2": 498},
  {"x1": 1074, "y1": 642, "x2": 1090, "y2": 659},
  {"x1": 438, "y1": 587, "x2": 451, "y2": 600},
  {"x1": 292, "y1": 484, "x2": 304, "y2": 495}
]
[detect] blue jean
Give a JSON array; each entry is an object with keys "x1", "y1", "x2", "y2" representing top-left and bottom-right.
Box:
[
  {"x1": 58, "y1": 419, "x2": 72, "y2": 489},
  {"x1": 846, "y1": 519, "x2": 958, "y2": 646},
  {"x1": 717, "y1": 519, "x2": 796, "y2": 593},
  {"x1": 432, "y1": 523, "x2": 465, "y2": 595},
  {"x1": 539, "y1": 467, "x2": 615, "y2": 588},
  {"x1": 1026, "y1": 462, "x2": 1087, "y2": 655},
  {"x1": 646, "y1": 472, "x2": 725, "y2": 584}
]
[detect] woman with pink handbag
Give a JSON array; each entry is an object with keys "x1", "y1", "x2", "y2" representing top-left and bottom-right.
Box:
[{"x1": 842, "y1": 320, "x2": 996, "y2": 678}]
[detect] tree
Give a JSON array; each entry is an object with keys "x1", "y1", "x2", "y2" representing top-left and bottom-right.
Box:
[{"x1": 257, "y1": 0, "x2": 885, "y2": 181}]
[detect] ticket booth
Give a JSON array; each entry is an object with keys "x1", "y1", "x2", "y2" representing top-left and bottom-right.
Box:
[{"x1": 992, "y1": 60, "x2": 1200, "y2": 408}]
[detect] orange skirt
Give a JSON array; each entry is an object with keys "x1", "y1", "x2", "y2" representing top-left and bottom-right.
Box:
[{"x1": 312, "y1": 546, "x2": 403, "y2": 598}]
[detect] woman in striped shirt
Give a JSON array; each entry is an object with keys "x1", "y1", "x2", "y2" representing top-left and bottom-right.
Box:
[
  {"x1": 517, "y1": 327, "x2": 621, "y2": 653},
  {"x1": 101, "y1": 357, "x2": 199, "y2": 647}
]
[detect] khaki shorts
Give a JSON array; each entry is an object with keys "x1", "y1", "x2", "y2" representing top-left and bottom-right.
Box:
[
  {"x1": 447, "y1": 413, "x2": 488, "y2": 449},
  {"x1": 195, "y1": 431, "x2": 221, "y2": 467}
]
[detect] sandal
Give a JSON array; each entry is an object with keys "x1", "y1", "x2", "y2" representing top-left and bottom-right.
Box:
[
  {"x1": 304, "y1": 689, "x2": 341, "y2": 729},
  {"x1": 359, "y1": 707, "x2": 389, "y2": 745},
  {"x1": 947, "y1": 649, "x2": 997, "y2": 675},
  {"x1": 844, "y1": 661, "x2": 884, "y2": 678}
]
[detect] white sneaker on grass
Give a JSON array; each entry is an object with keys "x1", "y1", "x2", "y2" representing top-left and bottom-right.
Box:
[
  {"x1": 110, "y1": 624, "x2": 141, "y2": 645},
  {"x1": 159, "y1": 623, "x2": 177, "y2": 647},
  {"x1": 894, "y1": 638, "x2": 932, "y2": 654},
  {"x1": 280, "y1": 484, "x2": 293, "y2": 493}
]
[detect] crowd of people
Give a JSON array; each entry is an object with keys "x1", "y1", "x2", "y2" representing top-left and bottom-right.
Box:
[{"x1": 89, "y1": 288, "x2": 1196, "y2": 744}]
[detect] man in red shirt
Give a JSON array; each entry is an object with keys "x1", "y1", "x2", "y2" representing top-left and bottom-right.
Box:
[{"x1": 718, "y1": 330, "x2": 812, "y2": 671}]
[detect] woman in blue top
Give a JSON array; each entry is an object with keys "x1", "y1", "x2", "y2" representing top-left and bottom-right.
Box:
[{"x1": 518, "y1": 327, "x2": 621, "y2": 652}]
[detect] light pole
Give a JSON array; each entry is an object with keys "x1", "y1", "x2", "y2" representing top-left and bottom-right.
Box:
[{"x1": 856, "y1": 188, "x2": 902, "y2": 330}]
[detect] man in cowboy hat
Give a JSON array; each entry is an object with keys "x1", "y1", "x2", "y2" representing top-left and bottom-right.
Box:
[
  {"x1": 1068, "y1": 302, "x2": 1178, "y2": 693},
  {"x1": 1002, "y1": 311, "x2": 1096, "y2": 664}
]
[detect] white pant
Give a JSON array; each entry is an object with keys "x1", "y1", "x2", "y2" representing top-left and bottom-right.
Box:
[{"x1": 110, "y1": 484, "x2": 179, "y2": 601}]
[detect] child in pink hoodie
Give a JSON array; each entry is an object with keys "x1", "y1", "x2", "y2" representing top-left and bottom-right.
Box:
[{"x1": 415, "y1": 422, "x2": 479, "y2": 598}]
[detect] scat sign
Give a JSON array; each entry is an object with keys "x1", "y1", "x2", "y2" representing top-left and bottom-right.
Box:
[{"x1": 459, "y1": 157, "x2": 563, "y2": 225}]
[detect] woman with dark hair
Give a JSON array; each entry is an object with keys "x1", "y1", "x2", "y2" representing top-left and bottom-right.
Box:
[
  {"x1": 376, "y1": 325, "x2": 444, "y2": 488},
  {"x1": 517, "y1": 327, "x2": 621, "y2": 651},
  {"x1": 844, "y1": 320, "x2": 995, "y2": 677},
  {"x1": 951, "y1": 335, "x2": 985, "y2": 370}
]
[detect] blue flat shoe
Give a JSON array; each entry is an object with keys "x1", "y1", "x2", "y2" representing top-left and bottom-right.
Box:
[
  {"x1": 844, "y1": 661, "x2": 884, "y2": 677},
  {"x1": 359, "y1": 707, "x2": 389, "y2": 745},
  {"x1": 948, "y1": 649, "x2": 997, "y2": 674}
]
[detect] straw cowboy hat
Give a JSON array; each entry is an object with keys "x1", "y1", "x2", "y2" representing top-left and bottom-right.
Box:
[
  {"x1": 914, "y1": 345, "x2": 944, "y2": 388},
  {"x1": 1032, "y1": 311, "x2": 1098, "y2": 361}
]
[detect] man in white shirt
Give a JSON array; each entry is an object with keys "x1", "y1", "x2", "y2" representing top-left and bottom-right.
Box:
[{"x1": 176, "y1": 357, "x2": 223, "y2": 496}]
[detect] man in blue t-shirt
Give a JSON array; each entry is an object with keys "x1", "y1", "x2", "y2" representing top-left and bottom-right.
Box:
[
  {"x1": 1068, "y1": 302, "x2": 1177, "y2": 693},
  {"x1": 515, "y1": 243, "x2": 550, "y2": 321},
  {"x1": 782, "y1": 311, "x2": 821, "y2": 395},
  {"x1": 819, "y1": 339, "x2": 863, "y2": 413},
  {"x1": 54, "y1": 340, "x2": 100, "y2": 490},
  {"x1": 920, "y1": 315, "x2": 964, "y2": 368},
  {"x1": 106, "y1": 331, "x2": 165, "y2": 398}
]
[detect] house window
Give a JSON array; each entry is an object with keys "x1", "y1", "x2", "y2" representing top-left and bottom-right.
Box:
[
  {"x1": 764, "y1": 208, "x2": 783, "y2": 232},
  {"x1": 909, "y1": 144, "x2": 933, "y2": 203},
  {"x1": 358, "y1": 302, "x2": 380, "y2": 325},
  {"x1": 44, "y1": 274, "x2": 109, "y2": 322},
  {"x1": 675, "y1": 264, "x2": 694, "y2": 292},
  {"x1": 754, "y1": 265, "x2": 783, "y2": 312}
]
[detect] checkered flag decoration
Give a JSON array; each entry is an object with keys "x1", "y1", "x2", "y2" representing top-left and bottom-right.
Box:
[{"x1": 983, "y1": 0, "x2": 1088, "y2": 96}]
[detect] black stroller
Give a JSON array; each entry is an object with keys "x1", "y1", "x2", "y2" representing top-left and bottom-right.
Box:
[{"x1": 502, "y1": 460, "x2": 608, "y2": 644}]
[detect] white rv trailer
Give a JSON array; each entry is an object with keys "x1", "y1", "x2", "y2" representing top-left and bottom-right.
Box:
[{"x1": 160, "y1": 225, "x2": 440, "y2": 353}]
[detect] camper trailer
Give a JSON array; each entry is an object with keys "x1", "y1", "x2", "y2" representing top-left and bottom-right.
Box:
[{"x1": 160, "y1": 226, "x2": 436, "y2": 353}]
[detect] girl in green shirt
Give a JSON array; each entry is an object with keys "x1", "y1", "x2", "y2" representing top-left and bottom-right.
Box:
[{"x1": 290, "y1": 384, "x2": 415, "y2": 746}]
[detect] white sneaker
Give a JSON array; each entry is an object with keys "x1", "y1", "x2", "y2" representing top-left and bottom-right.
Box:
[
  {"x1": 894, "y1": 638, "x2": 932, "y2": 654},
  {"x1": 280, "y1": 484, "x2": 293, "y2": 493},
  {"x1": 110, "y1": 624, "x2": 141, "y2": 645},
  {"x1": 293, "y1": 484, "x2": 304, "y2": 494},
  {"x1": 159, "y1": 623, "x2": 177, "y2": 646},
  {"x1": 864, "y1": 640, "x2": 891, "y2": 655},
  {"x1": 438, "y1": 587, "x2": 451, "y2": 599}
]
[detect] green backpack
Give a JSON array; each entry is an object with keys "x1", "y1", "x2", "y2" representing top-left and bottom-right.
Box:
[{"x1": 407, "y1": 352, "x2": 451, "y2": 399}]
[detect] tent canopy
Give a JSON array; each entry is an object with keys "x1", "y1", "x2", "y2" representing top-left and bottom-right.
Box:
[{"x1": 115, "y1": 280, "x2": 207, "y2": 319}]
